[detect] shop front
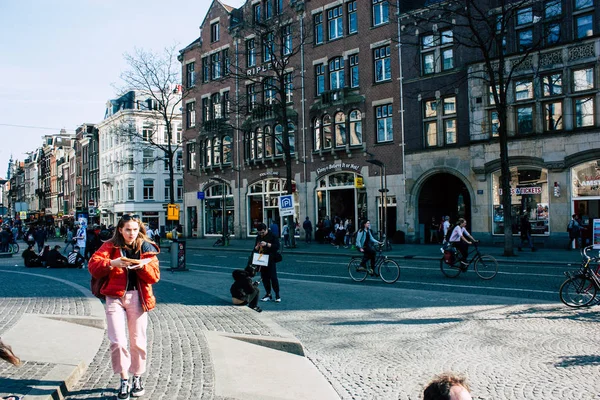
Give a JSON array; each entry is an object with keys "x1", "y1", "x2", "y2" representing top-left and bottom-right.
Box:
[
  {"x1": 491, "y1": 166, "x2": 550, "y2": 237},
  {"x1": 315, "y1": 171, "x2": 366, "y2": 229},
  {"x1": 571, "y1": 160, "x2": 600, "y2": 246},
  {"x1": 203, "y1": 183, "x2": 235, "y2": 236},
  {"x1": 247, "y1": 177, "x2": 298, "y2": 236}
]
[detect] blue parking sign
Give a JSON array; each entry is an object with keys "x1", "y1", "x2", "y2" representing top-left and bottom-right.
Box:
[{"x1": 278, "y1": 195, "x2": 295, "y2": 216}]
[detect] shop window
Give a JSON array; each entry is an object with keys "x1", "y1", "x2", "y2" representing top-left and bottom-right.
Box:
[
  {"x1": 204, "y1": 183, "x2": 234, "y2": 236},
  {"x1": 492, "y1": 167, "x2": 549, "y2": 236}
]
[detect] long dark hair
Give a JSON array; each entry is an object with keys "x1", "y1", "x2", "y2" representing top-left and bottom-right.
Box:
[
  {"x1": 109, "y1": 215, "x2": 151, "y2": 252},
  {"x1": 358, "y1": 220, "x2": 370, "y2": 233}
]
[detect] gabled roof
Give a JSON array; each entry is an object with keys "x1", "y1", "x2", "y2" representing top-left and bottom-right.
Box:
[{"x1": 200, "y1": 0, "x2": 242, "y2": 31}]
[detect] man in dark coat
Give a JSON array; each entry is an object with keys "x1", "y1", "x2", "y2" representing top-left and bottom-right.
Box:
[{"x1": 253, "y1": 223, "x2": 281, "y2": 302}]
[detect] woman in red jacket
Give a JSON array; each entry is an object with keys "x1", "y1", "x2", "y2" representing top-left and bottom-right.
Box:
[{"x1": 89, "y1": 214, "x2": 160, "y2": 400}]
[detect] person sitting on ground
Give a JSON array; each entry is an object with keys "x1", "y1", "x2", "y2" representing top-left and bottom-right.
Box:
[
  {"x1": 423, "y1": 372, "x2": 472, "y2": 400},
  {"x1": 46, "y1": 245, "x2": 71, "y2": 268},
  {"x1": 230, "y1": 265, "x2": 262, "y2": 313},
  {"x1": 0, "y1": 337, "x2": 21, "y2": 366},
  {"x1": 448, "y1": 218, "x2": 476, "y2": 271},
  {"x1": 67, "y1": 246, "x2": 86, "y2": 269},
  {"x1": 38, "y1": 245, "x2": 51, "y2": 267},
  {"x1": 22, "y1": 244, "x2": 43, "y2": 268}
]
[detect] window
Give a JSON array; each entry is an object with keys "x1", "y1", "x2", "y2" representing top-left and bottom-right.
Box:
[
  {"x1": 323, "y1": 114, "x2": 333, "y2": 149},
  {"x1": 275, "y1": 124, "x2": 283, "y2": 155},
  {"x1": 372, "y1": 0, "x2": 389, "y2": 26},
  {"x1": 127, "y1": 154, "x2": 134, "y2": 171},
  {"x1": 222, "y1": 49, "x2": 229, "y2": 75},
  {"x1": 164, "y1": 179, "x2": 171, "y2": 201},
  {"x1": 347, "y1": 1, "x2": 357, "y2": 34},
  {"x1": 517, "y1": 106, "x2": 534, "y2": 134},
  {"x1": 213, "y1": 137, "x2": 221, "y2": 165},
  {"x1": 334, "y1": 112, "x2": 346, "y2": 147},
  {"x1": 376, "y1": 104, "x2": 393, "y2": 143},
  {"x1": 516, "y1": 7, "x2": 533, "y2": 25},
  {"x1": 143, "y1": 180, "x2": 154, "y2": 200},
  {"x1": 518, "y1": 29, "x2": 533, "y2": 51},
  {"x1": 315, "y1": 64, "x2": 325, "y2": 95},
  {"x1": 264, "y1": 77, "x2": 276, "y2": 105},
  {"x1": 143, "y1": 149, "x2": 154, "y2": 170},
  {"x1": 349, "y1": 55, "x2": 359, "y2": 88},
  {"x1": 575, "y1": 97, "x2": 594, "y2": 127},
  {"x1": 421, "y1": 34, "x2": 435, "y2": 75},
  {"x1": 423, "y1": 99, "x2": 437, "y2": 147},
  {"x1": 274, "y1": 0, "x2": 282, "y2": 15},
  {"x1": 329, "y1": 57, "x2": 344, "y2": 90},
  {"x1": 202, "y1": 97, "x2": 209, "y2": 122},
  {"x1": 490, "y1": 110, "x2": 500, "y2": 137},
  {"x1": 327, "y1": 6, "x2": 343, "y2": 40},
  {"x1": 202, "y1": 57, "x2": 210, "y2": 82},
  {"x1": 177, "y1": 179, "x2": 183, "y2": 201},
  {"x1": 314, "y1": 13, "x2": 323, "y2": 45},
  {"x1": 283, "y1": 25, "x2": 292, "y2": 55},
  {"x1": 575, "y1": 14, "x2": 593, "y2": 38},
  {"x1": 544, "y1": 101, "x2": 563, "y2": 131},
  {"x1": 211, "y1": 52, "x2": 221, "y2": 80},
  {"x1": 442, "y1": 49, "x2": 454, "y2": 71},
  {"x1": 374, "y1": 45, "x2": 391, "y2": 82},
  {"x1": 206, "y1": 138, "x2": 213, "y2": 166},
  {"x1": 186, "y1": 102, "x2": 196, "y2": 128},
  {"x1": 221, "y1": 91, "x2": 229, "y2": 118},
  {"x1": 247, "y1": 84, "x2": 257, "y2": 111},
  {"x1": 422, "y1": 53, "x2": 434, "y2": 75},
  {"x1": 573, "y1": 67, "x2": 594, "y2": 91},
  {"x1": 284, "y1": 73, "x2": 293, "y2": 103},
  {"x1": 265, "y1": 0, "x2": 272, "y2": 19},
  {"x1": 263, "y1": 32, "x2": 274, "y2": 62},
  {"x1": 575, "y1": 0, "x2": 593, "y2": 10},
  {"x1": 187, "y1": 142, "x2": 196, "y2": 170},
  {"x1": 223, "y1": 136, "x2": 232, "y2": 164},
  {"x1": 313, "y1": 118, "x2": 321, "y2": 150},
  {"x1": 288, "y1": 123, "x2": 296, "y2": 154},
  {"x1": 443, "y1": 97, "x2": 457, "y2": 144},
  {"x1": 253, "y1": 3, "x2": 261, "y2": 24},
  {"x1": 127, "y1": 181, "x2": 134, "y2": 201},
  {"x1": 211, "y1": 93, "x2": 221, "y2": 119},
  {"x1": 256, "y1": 127, "x2": 264, "y2": 158},
  {"x1": 545, "y1": 0, "x2": 561, "y2": 17},
  {"x1": 542, "y1": 73, "x2": 562, "y2": 96},
  {"x1": 142, "y1": 123, "x2": 153, "y2": 141},
  {"x1": 349, "y1": 110, "x2": 362, "y2": 145},
  {"x1": 264, "y1": 125, "x2": 273, "y2": 156},
  {"x1": 515, "y1": 80, "x2": 533, "y2": 100},
  {"x1": 545, "y1": 23, "x2": 561, "y2": 45},
  {"x1": 186, "y1": 62, "x2": 196, "y2": 88},
  {"x1": 247, "y1": 39, "x2": 256, "y2": 67},
  {"x1": 211, "y1": 22, "x2": 220, "y2": 42}
]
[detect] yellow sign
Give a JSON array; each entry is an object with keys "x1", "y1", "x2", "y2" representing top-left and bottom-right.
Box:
[
  {"x1": 167, "y1": 204, "x2": 180, "y2": 221},
  {"x1": 354, "y1": 176, "x2": 364, "y2": 188}
]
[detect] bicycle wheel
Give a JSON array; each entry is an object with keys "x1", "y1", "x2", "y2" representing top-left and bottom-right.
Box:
[
  {"x1": 11, "y1": 243, "x2": 19, "y2": 254},
  {"x1": 440, "y1": 257, "x2": 462, "y2": 278},
  {"x1": 474, "y1": 255, "x2": 498, "y2": 280},
  {"x1": 212, "y1": 239, "x2": 222, "y2": 247},
  {"x1": 559, "y1": 275, "x2": 597, "y2": 307},
  {"x1": 348, "y1": 258, "x2": 368, "y2": 282},
  {"x1": 379, "y1": 259, "x2": 400, "y2": 283}
]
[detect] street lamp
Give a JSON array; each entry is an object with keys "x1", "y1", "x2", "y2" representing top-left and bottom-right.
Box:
[
  {"x1": 210, "y1": 177, "x2": 229, "y2": 246},
  {"x1": 366, "y1": 159, "x2": 388, "y2": 242}
]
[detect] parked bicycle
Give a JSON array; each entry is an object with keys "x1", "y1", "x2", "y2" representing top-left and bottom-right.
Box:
[
  {"x1": 213, "y1": 233, "x2": 230, "y2": 247},
  {"x1": 440, "y1": 241, "x2": 498, "y2": 280},
  {"x1": 8, "y1": 240, "x2": 19, "y2": 254},
  {"x1": 348, "y1": 243, "x2": 400, "y2": 283},
  {"x1": 559, "y1": 245, "x2": 600, "y2": 308}
]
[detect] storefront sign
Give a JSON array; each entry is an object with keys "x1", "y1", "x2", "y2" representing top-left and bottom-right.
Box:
[
  {"x1": 259, "y1": 171, "x2": 280, "y2": 177},
  {"x1": 572, "y1": 161, "x2": 600, "y2": 197},
  {"x1": 499, "y1": 187, "x2": 542, "y2": 195},
  {"x1": 593, "y1": 219, "x2": 600, "y2": 250},
  {"x1": 316, "y1": 162, "x2": 361, "y2": 176}
]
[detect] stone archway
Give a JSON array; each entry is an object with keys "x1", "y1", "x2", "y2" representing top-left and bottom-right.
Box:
[{"x1": 417, "y1": 173, "x2": 471, "y2": 243}]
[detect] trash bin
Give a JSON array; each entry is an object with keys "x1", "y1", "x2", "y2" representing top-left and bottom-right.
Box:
[{"x1": 170, "y1": 240, "x2": 187, "y2": 271}]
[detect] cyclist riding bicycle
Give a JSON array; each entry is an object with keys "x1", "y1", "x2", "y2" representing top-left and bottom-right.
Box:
[
  {"x1": 448, "y1": 218, "x2": 477, "y2": 270},
  {"x1": 356, "y1": 220, "x2": 382, "y2": 275}
]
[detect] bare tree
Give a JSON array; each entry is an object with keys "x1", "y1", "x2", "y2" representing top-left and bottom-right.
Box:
[
  {"x1": 118, "y1": 46, "x2": 183, "y2": 205},
  {"x1": 225, "y1": 2, "x2": 310, "y2": 246},
  {"x1": 403, "y1": 0, "x2": 551, "y2": 255}
]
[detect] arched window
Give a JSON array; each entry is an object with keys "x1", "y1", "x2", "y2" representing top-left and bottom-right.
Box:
[
  {"x1": 323, "y1": 114, "x2": 332, "y2": 149},
  {"x1": 334, "y1": 112, "x2": 346, "y2": 147},
  {"x1": 313, "y1": 118, "x2": 321, "y2": 151},
  {"x1": 349, "y1": 110, "x2": 362, "y2": 145},
  {"x1": 264, "y1": 125, "x2": 273, "y2": 156},
  {"x1": 223, "y1": 135, "x2": 232, "y2": 164},
  {"x1": 250, "y1": 130, "x2": 255, "y2": 159},
  {"x1": 256, "y1": 127, "x2": 264, "y2": 158},
  {"x1": 205, "y1": 138, "x2": 212, "y2": 166},
  {"x1": 288, "y1": 122, "x2": 296, "y2": 154},
  {"x1": 213, "y1": 137, "x2": 221, "y2": 164},
  {"x1": 275, "y1": 124, "x2": 283, "y2": 155}
]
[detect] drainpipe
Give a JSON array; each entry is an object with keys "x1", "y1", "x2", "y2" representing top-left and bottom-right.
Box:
[{"x1": 396, "y1": 0, "x2": 408, "y2": 241}]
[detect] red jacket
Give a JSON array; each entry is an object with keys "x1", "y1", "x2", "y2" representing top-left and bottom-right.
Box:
[{"x1": 88, "y1": 240, "x2": 160, "y2": 311}]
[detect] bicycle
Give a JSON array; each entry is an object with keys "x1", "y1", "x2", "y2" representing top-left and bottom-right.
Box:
[
  {"x1": 213, "y1": 233, "x2": 230, "y2": 247},
  {"x1": 8, "y1": 240, "x2": 19, "y2": 254},
  {"x1": 439, "y1": 241, "x2": 498, "y2": 280},
  {"x1": 559, "y1": 245, "x2": 600, "y2": 308},
  {"x1": 348, "y1": 243, "x2": 400, "y2": 284}
]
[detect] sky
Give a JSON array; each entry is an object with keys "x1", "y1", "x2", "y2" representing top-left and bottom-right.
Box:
[{"x1": 0, "y1": 0, "x2": 244, "y2": 178}]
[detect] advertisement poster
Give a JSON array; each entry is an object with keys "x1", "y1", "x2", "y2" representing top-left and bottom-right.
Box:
[{"x1": 593, "y1": 219, "x2": 600, "y2": 250}]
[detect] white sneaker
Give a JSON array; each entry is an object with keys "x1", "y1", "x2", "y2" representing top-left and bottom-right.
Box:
[
  {"x1": 261, "y1": 295, "x2": 272, "y2": 302},
  {"x1": 275, "y1": 297, "x2": 281, "y2": 303}
]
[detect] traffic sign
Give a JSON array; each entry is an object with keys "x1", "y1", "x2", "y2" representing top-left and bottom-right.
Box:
[
  {"x1": 197, "y1": 191, "x2": 205, "y2": 199},
  {"x1": 278, "y1": 195, "x2": 295, "y2": 216}
]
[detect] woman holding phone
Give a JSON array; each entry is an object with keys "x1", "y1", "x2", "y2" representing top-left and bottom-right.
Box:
[{"x1": 89, "y1": 214, "x2": 160, "y2": 400}]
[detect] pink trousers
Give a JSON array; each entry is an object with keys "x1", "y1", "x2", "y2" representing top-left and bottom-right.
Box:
[{"x1": 105, "y1": 291, "x2": 148, "y2": 375}]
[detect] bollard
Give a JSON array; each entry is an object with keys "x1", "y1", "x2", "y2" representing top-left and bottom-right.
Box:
[{"x1": 169, "y1": 240, "x2": 188, "y2": 272}]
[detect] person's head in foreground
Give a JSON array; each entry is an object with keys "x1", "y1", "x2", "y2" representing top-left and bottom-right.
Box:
[{"x1": 423, "y1": 372, "x2": 472, "y2": 400}]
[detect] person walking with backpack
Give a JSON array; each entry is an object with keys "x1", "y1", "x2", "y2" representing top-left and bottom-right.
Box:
[{"x1": 567, "y1": 214, "x2": 582, "y2": 250}]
